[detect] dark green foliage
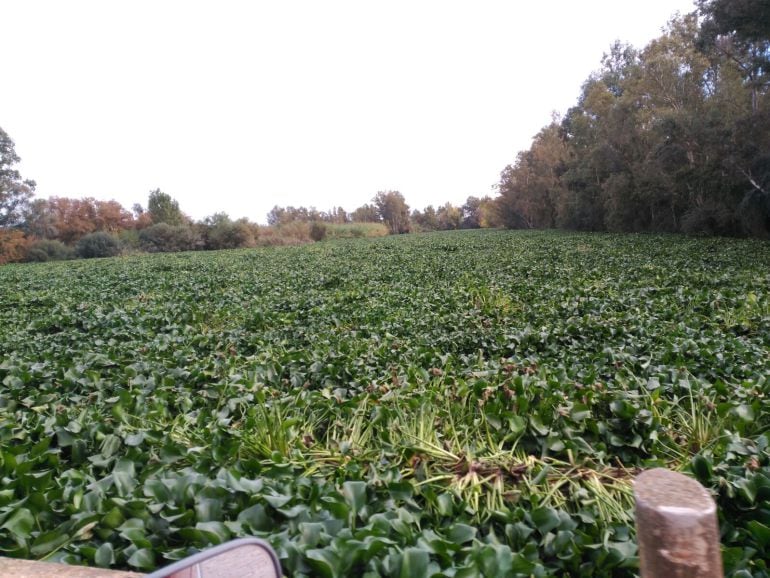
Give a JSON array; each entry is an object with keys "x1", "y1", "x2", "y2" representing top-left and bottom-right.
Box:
[
  {"x1": 139, "y1": 223, "x2": 200, "y2": 253},
  {"x1": 698, "y1": 0, "x2": 770, "y2": 43},
  {"x1": 202, "y1": 216, "x2": 256, "y2": 250},
  {"x1": 681, "y1": 202, "x2": 738, "y2": 236},
  {"x1": 24, "y1": 239, "x2": 73, "y2": 262},
  {"x1": 75, "y1": 232, "x2": 120, "y2": 259},
  {"x1": 0, "y1": 231, "x2": 768, "y2": 576},
  {"x1": 497, "y1": 9, "x2": 770, "y2": 238},
  {"x1": 147, "y1": 189, "x2": 185, "y2": 226}
]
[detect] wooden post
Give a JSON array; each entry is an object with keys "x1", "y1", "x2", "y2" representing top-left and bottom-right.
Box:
[{"x1": 634, "y1": 468, "x2": 723, "y2": 578}]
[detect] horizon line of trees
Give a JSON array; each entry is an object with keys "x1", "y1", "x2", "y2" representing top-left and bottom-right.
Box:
[
  {"x1": 266, "y1": 192, "x2": 499, "y2": 234},
  {"x1": 0, "y1": 185, "x2": 270, "y2": 263},
  {"x1": 2, "y1": 0, "x2": 769, "y2": 264},
  {"x1": 496, "y1": 0, "x2": 770, "y2": 237},
  {"x1": 1, "y1": 134, "x2": 499, "y2": 263}
]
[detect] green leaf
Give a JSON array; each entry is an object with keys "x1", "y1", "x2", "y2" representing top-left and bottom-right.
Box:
[
  {"x1": 1, "y1": 508, "x2": 34, "y2": 539},
  {"x1": 531, "y1": 507, "x2": 561, "y2": 534},
  {"x1": 94, "y1": 543, "x2": 115, "y2": 567},
  {"x1": 120, "y1": 528, "x2": 151, "y2": 548},
  {"x1": 691, "y1": 455, "x2": 713, "y2": 481},
  {"x1": 196, "y1": 521, "x2": 231, "y2": 544},
  {"x1": 436, "y1": 493, "x2": 454, "y2": 516},
  {"x1": 508, "y1": 415, "x2": 526, "y2": 435},
  {"x1": 510, "y1": 553, "x2": 536, "y2": 574},
  {"x1": 447, "y1": 523, "x2": 477, "y2": 545},
  {"x1": 342, "y1": 481, "x2": 367, "y2": 514},
  {"x1": 734, "y1": 404, "x2": 754, "y2": 422},
  {"x1": 100, "y1": 434, "x2": 122, "y2": 458},
  {"x1": 263, "y1": 493, "x2": 292, "y2": 509},
  {"x1": 299, "y1": 522, "x2": 325, "y2": 548},
  {"x1": 570, "y1": 404, "x2": 591, "y2": 421},
  {"x1": 237, "y1": 504, "x2": 270, "y2": 532},
  {"x1": 747, "y1": 521, "x2": 770, "y2": 549},
  {"x1": 400, "y1": 547, "x2": 430, "y2": 578},
  {"x1": 306, "y1": 548, "x2": 340, "y2": 578},
  {"x1": 735, "y1": 478, "x2": 757, "y2": 504},
  {"x1": 610, "y1": 399, "x2": 635, "y2": 419},
  {"x1": 124, "y1": 432, "x2": 145, "y2": 446},
  {"x1": 30, "y1": 530, "x2": 70, "y2": 556},
  {"x1": 127, "y1": 548, "x2": 155, "y2": 570},
  {"x1": 478, "y1": 544, "x2": 513, "y2": 575},
  {"x1": 195, "y1": 497, "x2": 224, "y2": 522},
  {"x1": 529, "y1": 415, "x2": 550, "y2": 436},
  {"x1": 102, "y1": 507, "x2": 124, "y2": 529}
]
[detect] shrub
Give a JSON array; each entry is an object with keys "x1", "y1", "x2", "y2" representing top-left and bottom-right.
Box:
[
  {"x1": 325, "y1": 223, "x2": 389, "y2": 239},
  {"x1": 0, "y1": 230, "x2": 34, "y2": 264},
  {"x1": 310, "y1": 222, "x2": 327, "y2": 242},
  {"x1": 205, "y1": 220, "x2": 256, "y2": 250},
  {"x1": 25, "y1": 239, "x2": 73, "y2": 262},
  {"x1": 256, "y1": 222, "x2": 311, "y2": 247},
  {"x1": 76, "y1": 232, "x2": 121, "y2": 259},
  {"x1": 681, "y1": 203, "x2": 737, "y2": 236},
  {"x1": 117, "y1": 229, "x2": 142, "y2": 252},
  {"x1": 139, "y1": 223, "x2": 200, "y2": 253}
]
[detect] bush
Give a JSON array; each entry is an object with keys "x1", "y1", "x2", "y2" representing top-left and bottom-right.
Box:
[
  {"x1": 256, "y1": 222, "x2": 311, "y2": 247},
  {"x1": 76, "y1": 232, "x2": 121, "y2": 259},
  {"x1": 681, "y1": 202, "x2": 737, "y2": 236},
  {"x1": 139, "y1": 223, "x2": 200, "y2": 253},
  {"x1": 117, "y1": 229, "x2": 142, "y2": 252},
  {"x1": 325, "y1": 223, "x2": 389, "y2": 239},
  {"x1": 310, "y1": 222, "x2": 327, "y2": 242},
  {"x1": 205, "y1": 221, "x2": 256, "y2": 250},
  {"x1": 25, "y1": 239, "x2": 73, "y2": 262},
  {"x1": 0, "y1": 230, "x2": 34, "y2": 264}
]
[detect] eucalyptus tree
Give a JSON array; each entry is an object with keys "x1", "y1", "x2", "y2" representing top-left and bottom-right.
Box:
[
  {"x1": 373, "y1": 191, "x2": 410, "y2": 234},
  {"x1": 0, "y1": 127, "x2": 35, "y2": 229},
  {"x1": 148, "y1": 188, "x2": 186, "y2": 226}
]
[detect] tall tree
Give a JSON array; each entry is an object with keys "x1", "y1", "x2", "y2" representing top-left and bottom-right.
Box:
[
  {"x1": 494, "y1": 13, "x2": 770, "y2": 236},
  {"x1": 373, "y1": 191, "x2": 410, "y2": 234},
  {"x1": 0, "y1": 127, "x2": 35, "y2": 229},
  {"x1": 461, "y1": 197, "x2": 483, "y2": 228},
  {"x1": 436, "y1": 203, "x2": 462, "y2": 230},
  {"x1": 497, "y1": 121, "x2": 570, "y2": 229},
  {"x1": 698, "y1": 0, "x2": 770, "y2": 113},
  {"x1": 23, "y1": 199, "x2": 58, "y2": 238},
  {"x1": 148, "y1": 188, "x2": 185, "y2": 225},
  {"x1": 412, "y1": 205, "x2": 439, "y2": 231},
  {"x1": 44, "y1": 197, "x2": 97, "y2": 244},
  {"x1": 351, "y1": 203, "x2": 379, "y2": 223}
]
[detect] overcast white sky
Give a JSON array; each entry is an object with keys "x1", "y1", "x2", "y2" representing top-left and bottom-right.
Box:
[{"x1": 2, "y1": 0, "x2": 696, "y2": 223}]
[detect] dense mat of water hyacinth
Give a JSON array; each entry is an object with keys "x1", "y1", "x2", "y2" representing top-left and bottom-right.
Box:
[{"x1": 0, "y1": 230, "x2": 768, "y2": 577}]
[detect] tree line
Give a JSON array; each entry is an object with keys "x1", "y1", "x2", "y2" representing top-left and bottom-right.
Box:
[
  {"x1": 0, "y1": 130, "x2": 498, "y2": 264},
  {"x1": 496, "y1": 0, "x2": 770, "y2": 237},
  {"x1": 2, "y1": 0, "x2": 768, "y2": 264},
  {"x1": 0, "y1": 153, "x2": 271, "y2": 264},
  {"x1": 266, "y1": 192, "x2": 498, "y2": 234},
  {"x1": 1, "y1": 124, "x2": 500, "y2": 264}
]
